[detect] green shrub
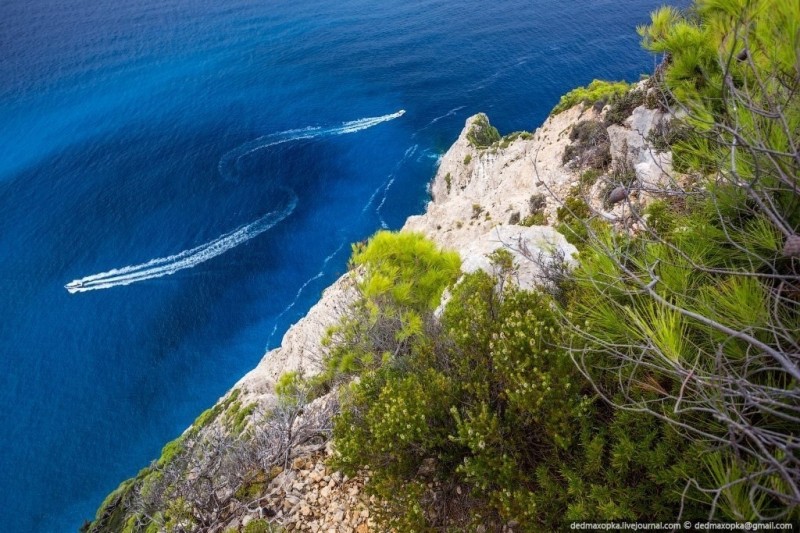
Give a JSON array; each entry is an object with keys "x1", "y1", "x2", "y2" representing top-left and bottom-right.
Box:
[
  {"x1": 317, "y1": 231, "x2": 461, "y2": 389},
  {"x1": 643, "y1": 199, "x2": 679, "y2": 235},
  {"x1": 579, "y1": 169, "x2": 602, "y2": 189},
  {"x1": 552, "y1": 79, "x2": 631, "y2": 114},
  {"x1": 471, "y1": 203, "x2": 483, "y2": 219},
  {"x1": 529, "y1": 193, "x2": 546, "y2": 212},
  {"x1": 157, "y1": 438, "x2": 184, "y2": 467},
  {"x1": 243, "y1": 519, "x2": 279, "y2": 533},
  {"x1": 562, "y1": 120, "x2": 611, "y2": 170},
  {"x1": 190, "y1": 389, "x2": 240, "y2": 435},
  {"x1": 466, "y1": 114, "x2": 501, "y2": 148},
  {"x1": 234, "y1": 470, "x2": 268, "y2": 503},
  {"x1": 463, "y1": 154, "x2": 472, "y2": 165},
  {"x1": 556, "y1": 190, "x2": 591, "y2": 223},
  {"x1": 350, "y1": 231, "x2": 461, "y2": 312},
  {"x1": 604, "y1": 89, "x2": 646, "y2": 125},
  {"x1": 646, "y1": 118, "x2": 691, "y2": 153},
  {"x1": 495, "y1": 131, "x2": 533, "y2": 150},
  {"x1": 521, "y1": 212, "x2": 547, "y2": 226},
  {"x1": 328, "y1": 234, "x2": 708, "y2": 529}
]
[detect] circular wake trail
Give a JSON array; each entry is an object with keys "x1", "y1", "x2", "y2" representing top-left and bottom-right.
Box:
[{"x1": 66, "y1": 110, "x2": 406, "y2": 293}]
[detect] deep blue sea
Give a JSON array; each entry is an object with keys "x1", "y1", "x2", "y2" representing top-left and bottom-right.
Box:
[{"x1": 0, "y1": 0, "x2": 684, "y2": 530}]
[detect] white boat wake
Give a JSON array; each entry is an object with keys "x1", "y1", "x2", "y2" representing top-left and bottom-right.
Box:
[
  {"x1": 376, "y1": 144, "x2": 418, "y2": 228},
  {"x1": 66, "y1": 110, "x2": 406, "y2": 293},
  {"x1": 66, "y1": 193, "x2": 298, "y2": 293},
  {"x1": 265, "y1": 238, "x2": 348, "y2": 348},
  {"x1": 219, "y1": 110, "x2": 406, "y2": 182}
]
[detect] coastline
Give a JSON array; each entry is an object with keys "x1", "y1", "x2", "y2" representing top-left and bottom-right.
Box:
[{"x1": 89, "y1": 86, "x2": 675, "y2": 531}]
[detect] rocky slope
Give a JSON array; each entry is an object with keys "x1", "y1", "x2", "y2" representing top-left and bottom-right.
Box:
[
  {"x1": 90, "y1": 85, "x2": 674, "y2": 532},
  {"x1": 235, "y1": 81, "x2": 673, "y2": 412}
]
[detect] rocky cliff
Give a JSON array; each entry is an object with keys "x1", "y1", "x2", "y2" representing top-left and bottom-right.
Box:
[{"x1": 89, "y1": 82, "x2": 675, "y2": 533}]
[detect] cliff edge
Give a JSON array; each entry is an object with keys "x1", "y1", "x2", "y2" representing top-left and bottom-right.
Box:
[{"x1": 89, "y1": 84, "x2": 674, "y2": 532}]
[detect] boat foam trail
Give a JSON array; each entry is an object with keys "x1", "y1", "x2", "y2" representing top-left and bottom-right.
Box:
[
  {"x1": 66, "y1": 193, "x2": 298, "y2": 293},
  {"x1": 363, "y1": 143, "x2": 418, "y2": 216},
  {"x1": 376, "y1": 144, "x2": 418, "y2": 228},
  {"x1": 219, "y1": 110, "x2": 406, "y2": 181},
  {"x1": 66, "y1": 110, "x2": 405, "y2": 293},
  {"x1": 265, "y1": 238, "x2": 348, "y2": 348},
  {"x1": 411, "y1": 106, "x2": 465, "y2": 138}
]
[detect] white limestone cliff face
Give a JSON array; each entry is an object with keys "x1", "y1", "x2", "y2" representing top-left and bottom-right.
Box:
[
  {"x1": 403, "y1": 110, "x2": 586, "y2": 285},
  {"x1": 230, "y1": 97, "x2": 677, "y2": 412},
  {"x1": 175, "y1": 96, "x2": 679, "y2": 533},
  {"x1": 233, "y1": 272, "x2": 358, "y2": 407},
  {"x1": 607, "y1": 104, "x2": 675, "y2": 192},
  {"x1": 409, "y1": 107, "x2": 588, "y2": 245},
  {"x1": 233, "y1": 107, "x2": 592, "y2": 410}
]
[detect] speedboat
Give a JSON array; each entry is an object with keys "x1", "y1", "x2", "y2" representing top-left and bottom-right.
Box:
[{"x1": 65, "y1": 280, "x2": 85, "y2": 292}]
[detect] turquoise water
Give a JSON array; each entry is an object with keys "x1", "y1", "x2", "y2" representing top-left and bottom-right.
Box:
[{"x1": 0, "y1": 0, "x2": 680, "y2": 530}]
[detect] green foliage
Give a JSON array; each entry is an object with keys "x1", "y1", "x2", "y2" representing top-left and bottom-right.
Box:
[
  {"x1": 521, "y1": 212, "x2": 548, "y2": 226},
  {"x1": 646, "y1": 118, "x2": 691, "y2": 153},
  {"x1": 520, "y1": 193, "x2": 548, "y2": 226},
  {"x1": 444, "y1": 172, "x2": 452, "y2": 193},
  {"x1": 157, "y1": 438, "x2": 184, "y2": 467},
  {"x1": 328, "y1": 233, "x2": 706, "y2": 529},
  {"x1": 643, "y1": 199, "x2": 679, "y2": 235},
  {"x1": 275, "y1": 371, "x2": 302, "y2": 400},
  {"x1": 466, "y1": 114, "x2": 501, "y2": 148},
  {"x1": 495, "y1": 130, "x2": 533, "y2": 150},
  {"x1": 529, "y1": 193, "x2": 546, "y2": 213},
  {"x1": 471, "y1": 203, "x2": 483, "y2": 219},
  {"x1": 316, "y1": 231, "x2": 460, "y2": 390},
  {"x1": 562, "y1": 120, "x2": 612, "y2": 170},
  {"x1": 555, "y1": 188, "x2": 593, "y2": 246},
  {"x1": 552, "y1": 79, "x2": 631, "y2": 114},
  {"x1": 463, "y1": 153, "x2": 472, "y2": 165},
  {"x1": 604, "y1": 89, "x2": 646, "y2": 125},
  {"x1": 191, "y1": 388, "x2": 240, "y2": 435},
  {"x1": 243, "y1": 519, "x2": 282, "y2": 533},
  {"x1": 568, "y1": 180, "x2": 799, "y2": 517},
  {"x1": 350, "y1": 231, "x2": 461, "y2": 313},
  {"x1": 579, "y1": 169, "x2": 602, "y2": 189},
  {"x1": 229, "y1": 402, "x2": 256, "y2": 435}
]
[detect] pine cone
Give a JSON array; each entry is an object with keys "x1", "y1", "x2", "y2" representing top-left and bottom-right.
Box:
[
  {"x1": 783, "y1": 234, "x2": 800, "y2": 258},
  {"x1": 607, "y1": 186, "x2": 628, "y2": 205}
]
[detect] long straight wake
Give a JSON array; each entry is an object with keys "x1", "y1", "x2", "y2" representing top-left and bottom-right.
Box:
[
  {"x1": 66, "y1": 109, "x2": 405, "y2": 293},
  {"x1": 66, "y1": 193, "x2": 298, "y2": 293}
]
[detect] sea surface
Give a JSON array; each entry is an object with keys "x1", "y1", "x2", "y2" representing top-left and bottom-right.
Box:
[{"x1": 0, "y1": 0, "x2": 684, "y2": 530}]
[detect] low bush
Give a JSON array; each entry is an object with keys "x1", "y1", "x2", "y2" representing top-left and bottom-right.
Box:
[
  {"x1": 552, "y1": 79, "x2": 631, "y2": 114},
  {"x1": 326, "y1": 231, "x2": 709, "y2": 529},
  {"x1": 562, "y1": 120, "x2": 611, "y2": 170},
  {"x1": 604, "y1": 89, "x2": 646, "y2": 125},
  {"x1": 466, "y1": 114, "x2": 501, "y2": 148}
]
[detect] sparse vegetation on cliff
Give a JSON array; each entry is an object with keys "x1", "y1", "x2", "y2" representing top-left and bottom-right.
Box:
[
  {"x1": 322, "y1": 0, "x2": 800, "y2": 527},
  {"x1": 466, "y1": 113, "x2": 501, "y2": 148},
  {"x1": 552, "y1": 79, "x2": 631, "y2": 115},
  {"x1": 88, "y1": 0, "x2": 799, "y2": 529},
  {"x1": 314, "y1": 234, "x2": 706, "y2": 530}
]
